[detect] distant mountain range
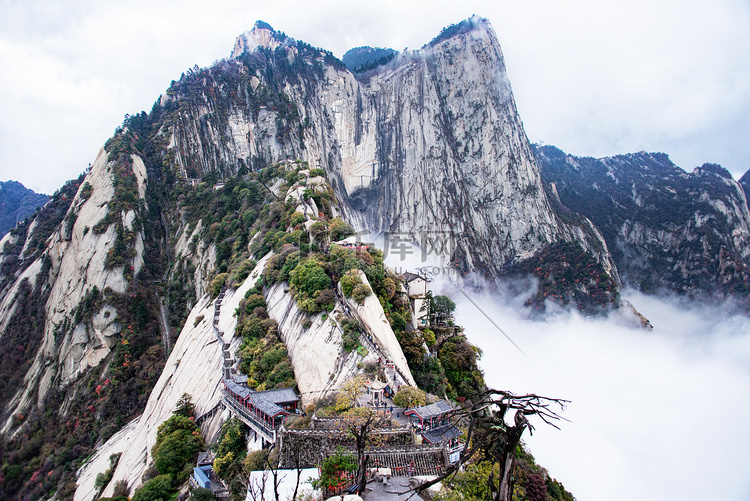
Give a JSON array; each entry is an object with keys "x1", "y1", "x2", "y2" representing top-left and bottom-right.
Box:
[
  {"x1": 535, "y1": 144, "x2": 750, "y2": 299},
  {"x1": 0, "y1": 180, "x2": 48, "y2": 237}
]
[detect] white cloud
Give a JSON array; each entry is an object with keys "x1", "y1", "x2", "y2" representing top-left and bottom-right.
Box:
[{"x1": 452, "y1": 287, "x2": 750, "y2": 501}]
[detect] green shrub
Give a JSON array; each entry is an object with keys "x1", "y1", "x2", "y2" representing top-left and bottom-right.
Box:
[
  {"x1": 93, "y1": 213, "x2": 115, "y2": 234},
  {"x1": 230, "y1": 259, "x2": 256, "y2": 285},
  {"x1": 312, "y1": 449, "x2": 357, "y2": 491},
  {"x1": 131, "y1": 474, "x2": 174, "y2": 501},
  {"x1": 244, "y1": 449, "x2": 269, "y2": 472},
  {"x1": 296, "y1": 295, "x2": 321, "y2": 314},
  {"x1": 238, "y1": 316, "x2": 275, "y2": 340},
  {"x1": 383, "y1": 276, "x2": 397, "y2": 298},
  {"x1": 290, "y1": 259, "x2": 330, "y2": 297},
  {"x1": 94, "y1": 453, "x2": 121, "y2": 493},
  {"x1": 244, "y1": 294, "x2": 267, "y2": 314},
  {"x1": 390, "y1": 311, "x2": 407, "y2": 332},
  {"x1": 112, "y1": 480, "x2": 129, "y2": 498},
  {"x1": 393, "y1": 386, "x2": 427, "y2": 408},
  {"x1": 174, "y1": 393, "x2": 195, "y2": 418},
  {"x1": 342, "y1": 331, "x2": 359, "y2": 352},
  {"x1": 310, "y1": 221, "x2": 329, "y2": 242},
  {"x1": 151, "y1": 414, "x2": 204, "y2": 484},
  {"x1": 314, "y1": 288, "x2": 335, "y2": 311},
  {"x1": 433, "y1": 461, "x2": 499, "y2": 501},
  {"x1": 79, "y1": 182, "x2": 93, "y2": 201},
  {"x1": 190, "y1": 487, "x2": 216, "y2": 500},
  {"x1": 210, "y1": 273, "x2": 229, "y2": 298},
  {"x1": 213, "y1": 418, "x2": 247, "y2": 479},
  {"x1": 277, "y1": 251, "x2": 301, "y2": 283},
  {"x1": 352, "y1": 283, "x2": 372, "y2": 303},
  {"x1": 340, "y1": 269, "x2": 363, "y2": 297},
  {"x1": 153, "y1": 430, "x2": 202, "y2": 482},
  {"x1": 329, "y1": 218, "x2": 354, "y2": 241},
  {"x1": 290, "y1": 211, "x2": 306, "y2": 227},
  {"x1": 329, "y1": 245, "x2": 359, "y2": 276}
]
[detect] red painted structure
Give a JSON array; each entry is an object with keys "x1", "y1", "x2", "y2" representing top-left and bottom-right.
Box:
[{"x1": 222, "y1": 379, "x2": 299, "y2": 432}]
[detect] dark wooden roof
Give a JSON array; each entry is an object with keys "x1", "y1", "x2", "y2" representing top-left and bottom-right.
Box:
[
  {"x1": 256, "y1": 387, "x2": 299, "y2": 405},
  {"x1": 224, "y1": 379, "x2": 297, "y2": 418},
  {"x1": 422, "y1": 424, "x2": 461, "y2": 444},
  {"x1": 404, "y1": 400, "x2": 452, "y2": 420}
]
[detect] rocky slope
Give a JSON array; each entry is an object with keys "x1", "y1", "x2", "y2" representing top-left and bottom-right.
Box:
[
  {"x1": 535, "y1": 144, "x2": 750, "y2": 297},
  {"x1": 163, "y1": 16, "x2": 616, "y2": 284},
  {"x1": 75, "y1": 258, "x2": 265, "y2": 499},
  {"x1": 739, "y1": 169, "x2": 750, "y2": 212},
  {"x1": 0, "y1": 147, "x2": 151, "y2": 435},
  {"x1": 0, "y1": 180, "x2": 49, "y2": 237},
  {"x1": 0, "y1": 117, "x2": 221, "y2": 497},
  {"x1": 77, "y1": 174, "x2": 420, "y2": 497}
]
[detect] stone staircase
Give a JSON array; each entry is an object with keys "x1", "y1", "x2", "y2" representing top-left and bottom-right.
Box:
[{"x1": 213, "y1": 287, "x2": 237, "y2": 380}]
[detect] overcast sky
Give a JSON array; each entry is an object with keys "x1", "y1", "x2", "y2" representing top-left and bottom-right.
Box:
[{"x1": 1, "y1": 0, "x2": 749, "y2": 194}]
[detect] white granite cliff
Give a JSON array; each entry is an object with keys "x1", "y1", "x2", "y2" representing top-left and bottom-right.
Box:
[
  {"x1": 0, "y1": 148, "x2": 148, "y2": 434},
  {"x1": 165, "y1": 17, "x2": 617, "y2": 282}
]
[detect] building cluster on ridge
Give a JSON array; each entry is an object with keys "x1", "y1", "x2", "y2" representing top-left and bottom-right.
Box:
[{"x1": 191, "y1": 266, "x2": 462, "y2": 498}]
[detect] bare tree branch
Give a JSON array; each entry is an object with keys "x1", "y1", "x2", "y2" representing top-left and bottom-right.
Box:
[{"x1": 405, "y1": 390, "x2": 569, "y2": 501}]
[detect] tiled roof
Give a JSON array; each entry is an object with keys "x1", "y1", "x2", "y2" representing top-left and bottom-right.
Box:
[
  {"x1": 422, "y1": 424, "x2": 461, "y2": 444},
  {"x1": 405, "y1": 400, "x2": 452, "y2": 420},
  {"x1": 403, "y1": 272, "x2": 428, "y2": 283},
  {"x1": 225, "y1": 379, "x2": 250, "y2": 399},
  {"x1": 366, "y1": 380, "x2": 388, "y2": 391},
  {"x1": 248, "y1": 392, "x2": 287, "y2": 417},
  {"x1": 224, "y1": 379, "x2": 297, "y2": 418},
  {"x1": 255, "y1": 387, "x2": 299, "y2": 405}
]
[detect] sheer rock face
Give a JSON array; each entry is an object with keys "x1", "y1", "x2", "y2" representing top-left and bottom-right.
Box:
[
  {"x1": 536, "y1": 144, "x2": 750, "y2": 295},
  {"x1": 265, "y1": 271, "x2": 416, "y2": 407},
  {"x1": 331, "y1": 19, "x2": 572, "y2": 277},
  {"x1": 0, "y1": 141, "x2": 217, "y2": 434},
  {"x1": 74, "y1": 258, "x2": 266, "y2": 500},
  {"x1": 0, "y1": 148, "x2": 147, "y2": 433},
  {"x1": 167, "y1": 17, "x2": 615, "y2": 282}
]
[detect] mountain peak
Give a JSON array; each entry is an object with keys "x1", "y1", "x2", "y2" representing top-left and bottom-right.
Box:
[
  {"x1": 230, "y1": 20, "x2": 289, "y2": 58},
  {"x1": 425, "y1": 15, "x2": 492, "y2": 47}
]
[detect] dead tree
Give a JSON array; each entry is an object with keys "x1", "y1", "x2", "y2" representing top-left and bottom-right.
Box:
[
  {"x1": 336, "y1": 408, "x2": 393, "y2": 495},
  {"x1": 412, "y1": 390, "x2": 569, "y2": 501}
]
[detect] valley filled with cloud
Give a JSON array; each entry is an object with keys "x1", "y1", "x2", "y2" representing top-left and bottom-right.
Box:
[{"x1": 456, "y1": 287, "x2": 750, "y2": 501}]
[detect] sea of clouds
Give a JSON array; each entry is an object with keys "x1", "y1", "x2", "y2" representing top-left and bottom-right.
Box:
[{"x1": 452, "y1": 286, "x2": 750, "y2": 501}]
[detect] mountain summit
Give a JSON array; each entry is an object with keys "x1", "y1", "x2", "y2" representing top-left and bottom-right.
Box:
[
  {"x1": 230, "y1": 20, "x2": 288, "y2": 57},
  {"x1": 165, "y1": 16, "x2": 617, "y2": 294}
]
